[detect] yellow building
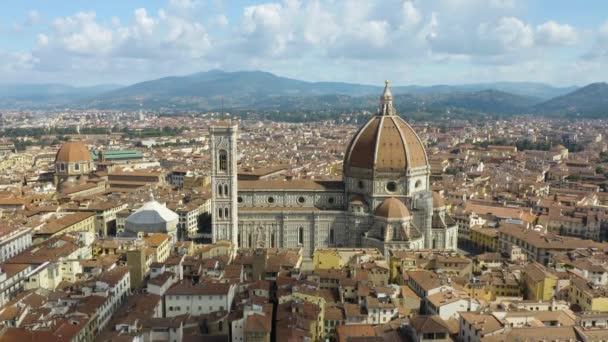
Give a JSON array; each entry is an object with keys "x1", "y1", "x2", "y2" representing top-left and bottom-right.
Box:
[
  {"x1": 312, "y1": 248, "x2": 383, "y2": 271},
  {"x1": 469, "y1": 225, "x2": 499, "y2": 252},
  {"x1": 389, "y1": 250, "x2": 422, "y2": 283},
  {"x1": 313, "y1": 249, "x2": 343, "y2": 270},
  {"x1": 569, "y1": 277, "x2": 608, "y2": 312},
  {"x1": 281, "y1": 285, "x2": 337, "y2": 340},
  {"x1": 183, "y1": 173, "x2": 210, "y2": 189},
  {"x1": 200, "y1": 240, "x2": 234, "y2": 260},
  {"x1": 33, "y1": 212, "x2": 96, "y2": 243},
  {"x1": 523, "y1": 263, "x2": 557, "y2": 301},
  {"x1": 143, "y1": 233, "x2": 171, "y2": 263},
  {"x1": 457, "y1": 271, "x2": 521, "y2": 302}
]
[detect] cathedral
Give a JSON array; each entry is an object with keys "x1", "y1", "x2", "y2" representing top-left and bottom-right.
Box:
[{"x1": 210, "y1": 81, "x2": 458, "y2": 257}]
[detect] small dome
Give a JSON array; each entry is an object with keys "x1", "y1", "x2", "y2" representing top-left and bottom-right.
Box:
[
  {"x1": 126, "y1": 200, "x2": 179, "y2": 226},
  {"x1": 432, "y1": 191, "x2": 445, "y2": 208},
  {"x1": 55, "y1": 141, "x2": 92, "y2": 163},
  {"x1": 349, "y1": 194, "x2": 368, "y2": 206},
  {"x1": 375, "y1": 197, "x2": 410, "y2": 219}
]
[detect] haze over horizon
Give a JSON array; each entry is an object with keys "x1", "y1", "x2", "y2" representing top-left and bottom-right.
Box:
[{"x1": 2, "y1": 0, "x2": 608, "y2": 87}]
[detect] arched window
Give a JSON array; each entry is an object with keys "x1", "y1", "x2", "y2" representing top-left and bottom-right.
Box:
[
  {"x1": 224, "y1": 185, "x2": 229, "y2": 195},
  {"x1": 218, "y1": 150, "x2": 228, "y2": 172},
  {"x1": 224, "y1": 208, "x2": 229, "y2": 218},
  {"x1": 298, "y1": 227, "x2": 304, "y2": 245},
  {"x1": 329, "y1": 228, "x2": 334, "y2": 244},
  {"x1": 218, "y1": 208, "x2": 223, "y2": 218},
  {"x1": 248, "y1": 233, "x2": 252, "y2": 247},
  {"x1": 74, "y1": 163, "x2": 80, "y2": 171},
  {"x1": 271, "y1": 233, "x2": 275, "y2": 248},
  {"x1": 218, "y1": 184, "x2": 223, "y2": 196}
]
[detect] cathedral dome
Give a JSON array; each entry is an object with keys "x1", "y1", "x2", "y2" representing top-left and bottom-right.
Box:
[
  {"x1": 344, "y1": 81, "x2": 428, "y2": 176},
  {"x1": 375, "y1": 197, "x2": 410, "y2": 219},
  {"x1": 55, "y1": 141, "x2": 92, "y2": 163}
]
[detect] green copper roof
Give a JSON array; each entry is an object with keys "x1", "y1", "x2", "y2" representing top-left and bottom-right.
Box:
[{"x1": 91, "y1": 150, "x2": 143, "y2": 161}]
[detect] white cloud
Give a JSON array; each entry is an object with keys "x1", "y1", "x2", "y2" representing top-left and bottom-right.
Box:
[
  {"x1": 477, "y1": 17, "x2": 534, "y2": 52},
  {"x1": 161, "y1": 12, "x2": 211, "y2": 58},
  {"x1": 27, "y1": 10, "x2": 41, "y2": 25},
  {"x1": 53, "y1": 12, "x2": 114, "y2": 55},
  {"x1": 134, "y1": 8, "x2": 155, "y2": 36},
  {"x1": 536, "y1": 21, "x2": 578, "y2": 46},
  {"x1": 0, "y1": 0, "x2": 604, "y2": 86},
  {"x1": 401, "y1": 1, "x2": 422, "y2": 29},
  {"x1": 583, "y1": 21, "x2": 608, "y2": 60},
  {"x1": 0, "y1": 51, "x2": 37, "y2": 72},
  {"x1": 211, "y1": 14, "x2": 229, "y2": 28},
  {"x1": 37, "y1": 33, "x2": 49, "y2": 47},
  {"x1": 169, "y1": 0, "x2": 199, "y2": 10}
]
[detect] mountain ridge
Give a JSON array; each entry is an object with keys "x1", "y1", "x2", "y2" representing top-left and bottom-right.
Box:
[{"x1": 0, "y1": 70, "x2": 606, "y2": 119}]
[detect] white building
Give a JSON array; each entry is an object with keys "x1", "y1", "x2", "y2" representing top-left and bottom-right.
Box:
[
  {"x1": 0, "y1": 227, "x2": 32, "y2": 263},
  {"x1": 94, "y1": 266, "x2": 131, "y2": 330},
  {"x1": 165, "y1": 282, "x2": 235, "y2": 317}
]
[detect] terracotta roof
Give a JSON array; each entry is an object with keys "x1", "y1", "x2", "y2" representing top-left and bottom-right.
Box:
[
  {"x1": 36, "y1": 212, "x2": 95, "y2": 235},
  {"x1": 432, "y1": 191, "x2": 445, "y2": 208},
  {"x1": 375, "y1": 197, "x2": 410, "y2": 219},
  {"x1": 336, "y1": 324, "x2": 376, "y2": 342},
  {"x1": 244, "y1": 313, "x2": 272, "y2": 333},
  {"x1": 344, "y1": 113, "x2": 428, "y2": 172},
  {"x1": 459, "y1": 312, "x2": 503, "y2": 335},
  {"x1": 409, "y1": 315, "x2": 451, "y2": 334},
  {"x1": 55, "y1": 141, "x2": 92, "y2": 163},
  {"x1": 499, "y1": 224, "x2": 607, "y2": 250},
  {"x1": 238, "y1": 180, "x2": 344, "y2": 191}
]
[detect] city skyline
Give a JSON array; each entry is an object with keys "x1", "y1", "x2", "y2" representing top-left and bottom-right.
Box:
[{"x1": 1, "y1": 0, "x2": 608, "y2": 86}]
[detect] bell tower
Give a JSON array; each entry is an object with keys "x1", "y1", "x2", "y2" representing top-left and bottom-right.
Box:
[{"x1": 210, "y1": 121, "x2": 238, "y2": 246}]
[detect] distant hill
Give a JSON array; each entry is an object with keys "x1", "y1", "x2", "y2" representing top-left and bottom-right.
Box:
[
  {"x1": 2, "y1": 69, "x2": 608, "y2": 120},
  {"x1": 395, "y1": 82, "x2": 576, "y2": 100},
  {"x1": 81, "y1": 70, "x2": 550, "y2": 113},
  {"x1": 84, "y1": 70, "x2": 382, "y2": 110},
  {"x1": 0, "y1": 83, "x2": 122, "y2": 108},
  {"x1": 535, "y1": 83, "x2": 608, "y2": 118},
  {"x1": 240, "y1": 89, "x2": 538, "y2": 117}
]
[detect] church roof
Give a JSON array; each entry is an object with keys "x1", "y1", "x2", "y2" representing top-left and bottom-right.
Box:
[
  {"x1": 55, "y1": 141, "x2": 92, "y2": 163},
  {"x1": 126, "y1": 200, "x2": 179, "y2": 226},
  {"x1": 375, "y1": 197, "x2": 410, "y2": 219},
  {"x1": 344, "y1": 81, "x2": 428, "y2": 173},
  {"x1": 238, "y1": 180, "x2": 343, "y2": 191}
]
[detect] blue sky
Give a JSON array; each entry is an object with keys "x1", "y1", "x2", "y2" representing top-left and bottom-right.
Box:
[{"x1": 1, "y1": 0, "x2": 607, "y2": 86}]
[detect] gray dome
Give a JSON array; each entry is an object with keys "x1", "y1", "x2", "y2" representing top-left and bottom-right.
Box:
[
  {"x1": 125, "y1": 200, "x2": 178, "y2": 237},
  {"x1": 126, "y1": 200, "x2": 178, "y2": 225}
]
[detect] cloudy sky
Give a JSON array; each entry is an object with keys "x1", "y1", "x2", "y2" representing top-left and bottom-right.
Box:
[{"x1": 1, "y1": 0, "x2": 608, "y2": 86}]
